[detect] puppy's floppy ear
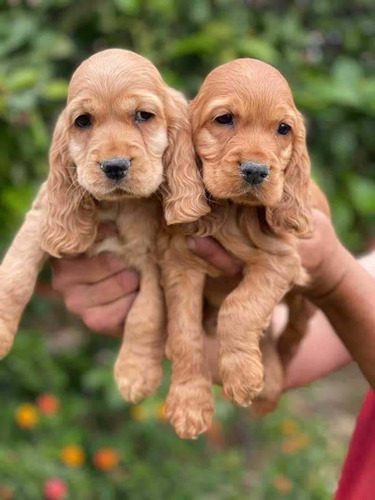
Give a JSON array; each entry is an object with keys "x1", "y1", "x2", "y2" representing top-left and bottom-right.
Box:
[
  {"x1": 162, "y1": 88, "x2": 210, "y2": 225},
  {"x1": 266, "y1": 111, "x2": 313, "y2": 237},
  {"x1": 40, "y1": 110, "x2": 97, "y2": 257}
]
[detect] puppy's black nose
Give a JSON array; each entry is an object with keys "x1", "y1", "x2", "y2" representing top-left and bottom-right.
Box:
[
  {"x1": 100, "y1": 158, "x2": 131, "y2": 181},
  {"x1": 240, "y1": 162, "x2": 269, "y2": 185}
]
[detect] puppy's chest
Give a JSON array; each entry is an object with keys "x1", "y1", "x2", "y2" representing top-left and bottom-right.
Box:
[
  {"x1": 89, "y1": 198, "x2": 161, "y2": 268},
  {"x1": 186, "y1": 204, "x2": 294, "y2": 274},
  {"x1": 194, "y1": 204, "x2": 259, "y2": 263}
]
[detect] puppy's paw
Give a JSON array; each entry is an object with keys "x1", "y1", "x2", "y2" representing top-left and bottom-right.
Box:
[
  {"x1": 0, "y1": 319, "x2": 16, "y2": 359},
  {"x1": 251, "y1": 395, "x2": 281, "y2": 417},
  {"x1": 251, "y1": 360, "x2": 284, "y2": 417},
  {"x1": 114, "y1": 354, "x2": 163, "y2": 404},
  {"x1": 166, "y1": 380, "x2": 214, "y2": 439},
  {"x1": 220, "y1": 352, "x2": 264, "y2": 407}
]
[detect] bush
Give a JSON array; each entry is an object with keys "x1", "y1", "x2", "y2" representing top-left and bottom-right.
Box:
[{"x1": 0, "y1": 327, "x2": 343, "y2": 499}]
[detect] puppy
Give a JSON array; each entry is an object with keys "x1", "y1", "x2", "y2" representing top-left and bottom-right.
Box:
[
  {"x1": 0, "y1": 48, "x2": 201, "y2": 405},
  {"x1": 161, "y1": 58, "x2": 330, "y2": 438}
]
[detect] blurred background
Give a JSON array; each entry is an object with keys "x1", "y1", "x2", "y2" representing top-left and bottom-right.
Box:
[{"x1": 0, "y1": 0, "x2": 374, "y2": 498}]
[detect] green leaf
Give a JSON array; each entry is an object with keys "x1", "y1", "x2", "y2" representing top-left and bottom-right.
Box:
[
  {"x1": 7, "y1": 69, "x2": 38, "y2": 91},
  {"x1": 348, "y1": 175, "x2": 375, "y2": 215},
  {"x1": 43, "y1": 79, "x2": 69, "y2": 99},
  {"x1": 237, "y1": 37, "x2": 279, "y2": 64}
]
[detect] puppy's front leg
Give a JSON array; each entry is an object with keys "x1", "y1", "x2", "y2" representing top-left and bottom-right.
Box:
[
  {"x1": 251, "y1": 332, "x2": 284, "y2": 416},
  {"x1": 219, "y1": 257, "x2": 295, "y2": 407},
  {"x1": 0, "y1": 186, "x2": 47, "y2": 358},
  {"x1": 277, "y1": 293, "x2": 315, "y2": 366},
  {"x1": 114, "y1": 261, "x2": 165, "y2": 404},
  {"x1": 163, "y1": 262, "x2": 214, "y2": 439}
]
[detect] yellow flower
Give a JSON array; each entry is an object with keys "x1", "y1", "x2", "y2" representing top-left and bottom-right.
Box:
[
  {"x1": 61, "y1": 445, "x2": 85, "y2": 468},
  {"x1": 154, "y1": 403, "x2": 167, "y2": 422},
  {"x1": 15, "y1": 403, "x2": 39, "y2": 429},
  {"x1": 274, "y1": 474, "x2": 293, "y2": 495},
  {"x1": 295, "y1": 433, "x2": 311, "y2": 450},
  {"x1": 130, "y1": 405, "x2": 147, "y2": 421},
  {"x1": 281, "y1": 433, "x2": 311, "y2": 455},
  {"x1": 281, "y1": 418, "x2": 300, "y2": 436}
]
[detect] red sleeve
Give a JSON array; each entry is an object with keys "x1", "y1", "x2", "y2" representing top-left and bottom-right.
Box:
[{"x1": 336, "y1": 389, "x2": 375, "y2": 499}]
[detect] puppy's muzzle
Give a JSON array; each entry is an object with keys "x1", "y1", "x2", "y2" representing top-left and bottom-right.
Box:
[
  {"x1": 240, "y1": 162, "x2": 269, "y2": 185},
  {"x1": 100, "y1": 157, "x2": 131, "y2": 181}
]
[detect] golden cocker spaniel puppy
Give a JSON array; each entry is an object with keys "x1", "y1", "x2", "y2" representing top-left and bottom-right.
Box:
[
  {"x1": 0, "y1": 48, "x2": 203, "y2": 404},
  {"x1": 161, "y1": 58, "x2": 330, "y2": 439}
]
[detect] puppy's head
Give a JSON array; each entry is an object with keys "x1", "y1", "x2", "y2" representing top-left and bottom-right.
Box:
[
  {"x1": 190, "y1": 58, "x2": 313, "y2": 236},
  {"x1": 65, "y1": 49, "x2": 170, "y2": 200},
  {"x1": 41, "y1": 49, "x2": 207, "y2": 256}
]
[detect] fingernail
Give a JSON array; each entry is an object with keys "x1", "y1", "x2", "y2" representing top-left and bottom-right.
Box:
[{"x1": 186, "y1": 237, "x2": 196, "y2": 251}]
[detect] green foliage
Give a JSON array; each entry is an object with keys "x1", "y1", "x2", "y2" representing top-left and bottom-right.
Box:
[
  {"x1": 0, "y1": 328, "x2": 342, "y2": 499},
  {"x1": 0, "y1": 329, "x2": 243, "y2": 499}
]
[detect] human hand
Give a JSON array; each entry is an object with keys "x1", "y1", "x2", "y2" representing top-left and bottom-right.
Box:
[
  {"x1": 190, "y1": 211, "x2": 360, "y2": 395},
  {"x1": 186, "y1": 236, "x2": 243, "y2": 277},
  {"x1": 51, "y1": 227, "x2": 241, "y2": 338},
  {"x1": 296, "y1": 210, "x2": 350, "y2": 300},
  {"x1": 51, "y1": 223, "x2": 139, "y2": 336}
]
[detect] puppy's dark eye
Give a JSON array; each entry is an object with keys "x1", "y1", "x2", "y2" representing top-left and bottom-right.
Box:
[
  {"x1": 74, "y1": 114, "x2": 92, "y2": 129},
  {"x1": 215, "y1": 114, "x2": 233, "y2": 125},
  {"x1": 277, "y1": 122, "x2": 291, "y2": 136},
  {"x1": 135, "y1": 111, "x2": 154, "y2": 122}
]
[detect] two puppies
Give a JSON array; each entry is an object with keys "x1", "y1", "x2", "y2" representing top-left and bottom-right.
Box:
[{"x1": 0, "y1": 50, "x2": 329, "y2": 439}]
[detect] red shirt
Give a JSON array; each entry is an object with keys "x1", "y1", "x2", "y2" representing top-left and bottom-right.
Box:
[{"x1": 336, "y1": 390, "x2": 375, "y2": 499}]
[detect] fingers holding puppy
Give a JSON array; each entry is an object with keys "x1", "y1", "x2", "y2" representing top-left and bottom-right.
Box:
[
  {"x1": 187, "y1": 236, "x2": 243, "y2": 276},
  {"x1": 52, "y1": 254, "x2": 139, "y2": 335},
  {"x1": 51, "y1": 223, "x2": 140, "y2": 336}
]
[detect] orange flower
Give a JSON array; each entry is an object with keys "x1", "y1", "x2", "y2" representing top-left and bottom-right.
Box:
[
  {"x1": 0, "y1": 486, "x2": 14, "y2": 500},
  {"x1": 61, "y1": 445, "x2": 85, "y2": 468},
  {"x1": 274, "y1": 474, "x2": 293, "y2": 495},
  {"x1": 15, "y1": 404, "x2": 39, "y2": 429},
  {"x1": 93, "y1": 448, "x2": 120, "y2": 471},
  {"x1": 37, "y1": 394, "x2": 60, "y2": 415},
  {"x1": 130, "y1": 405, "x2": 147, "y2": 421},
  {"x1": 154, "y1": 403, "x2": 167, "y2": 422}
]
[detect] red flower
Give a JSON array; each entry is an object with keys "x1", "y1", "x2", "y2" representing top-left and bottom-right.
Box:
[
  {"x1": 37, "y1": 394, "x2": 60, "y2": 415},
  {"x1": 44, "y1": 478, "x2": 68, "y2": 500}
]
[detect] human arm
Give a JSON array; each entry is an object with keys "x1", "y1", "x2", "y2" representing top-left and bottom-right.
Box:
[
  {"x1": 285, "y1": 247, "x2": 375, "y2": 389},
  {"x1": 292, "y1": 211, "x2": 375, "y2": 388},
  {"x1": 306, "y1": 246, "x2": 375, "y2": 388}
]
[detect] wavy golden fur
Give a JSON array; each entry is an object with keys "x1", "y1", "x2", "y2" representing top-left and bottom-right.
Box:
[
  {"x1": 161, "y1": 58, "x2": 330, "y2": 438},
  {"x1": 0, "y1": 48, "x2": 200, "y2": 405}
]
